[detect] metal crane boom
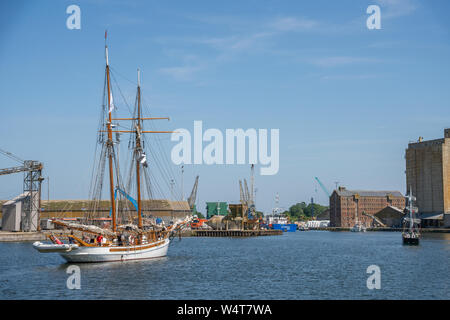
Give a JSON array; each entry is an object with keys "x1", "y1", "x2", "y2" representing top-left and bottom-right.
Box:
[
  {"x1": 314, "y1": 177, "x2": 331, "y2": 198},
  {"x1": 250, "y1": 164, "x2": 254, "y2": 206},
  {"x1": 0, "y1": 148, "x2": 24, "y2": 164},
  {"x1": 239, "y1": 180, "x2": 245, "y2": 205},
  {"x1": 187, "y1": 175, "x2": 199, "y2": 209},
  {"x1": 361, "y1": 211, "x2": 386, "y2": 227},
  {"x1": 0, "y1": 161, "x2": 43, "y2": 176},
  {"x1": 243, "y1": 179, "x2": 250, "y2": 204}
]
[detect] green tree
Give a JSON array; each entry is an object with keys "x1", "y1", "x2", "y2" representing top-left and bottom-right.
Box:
[
  {"x1": 303, "y1": 203, "x2": 328, "y2": 217},
  {"x1": 279, "y1": 202, "x2": 329, "y2": 221},
  {"x1": 195, "y1": 212, "x2": 205, "y2": 219}
]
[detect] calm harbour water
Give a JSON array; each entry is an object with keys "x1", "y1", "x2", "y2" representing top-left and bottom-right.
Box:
[{"x1": 0, "y1": 231, "x2": 449, "y2": 299}]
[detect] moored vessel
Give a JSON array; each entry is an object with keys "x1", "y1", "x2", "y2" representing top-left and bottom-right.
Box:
[
  {"x1": 402, "y1": 190, "x2": 420, "y2": 245},
  {"x1": 264, "y1": 193, "x2": 296, "y2": 232},
  {"x1": 350, "y1": 223, "x2": 366, "y2": 232}
]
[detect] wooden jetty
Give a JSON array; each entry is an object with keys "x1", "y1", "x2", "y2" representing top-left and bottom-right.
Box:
[{"x1": 193, "y1": 229, "x2": 282, "y2": 237}]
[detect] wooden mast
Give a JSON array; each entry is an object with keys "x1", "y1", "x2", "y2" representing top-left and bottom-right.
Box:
[
  {"x1": 136, "y1": 69, "x2": 143, "y2": 231},
  {"x1": 105, "y1": 35, "x2": 117, "y2": 233}
]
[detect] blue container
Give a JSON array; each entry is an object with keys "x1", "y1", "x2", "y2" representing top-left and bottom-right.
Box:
[{"x1": 272, "y1": 224, "x2": 296, "y2": 232}]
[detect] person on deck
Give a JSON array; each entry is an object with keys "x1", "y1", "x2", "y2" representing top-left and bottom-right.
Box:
[
  {"x1": 97, "y1": 235, "x2": 103, "y2": 246},
  {"x1": 68, "y1": 231, "x2": 74, "y2": 244}
]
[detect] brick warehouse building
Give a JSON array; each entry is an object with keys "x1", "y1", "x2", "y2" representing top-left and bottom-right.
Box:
[
  {"x1": 330, "y1": 187, "x2": 406, "y2": 228},
  {"x1": 405, "y1": 128, "x2": 450, "y2": 227}
]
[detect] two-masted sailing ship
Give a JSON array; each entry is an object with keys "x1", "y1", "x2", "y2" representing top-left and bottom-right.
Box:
[
  {"x1": 33, "y1": 35, "x2": 190, "y2": 262},
  {"x1": 402, "y1": 191, "x2": 420, "y2": 245}
]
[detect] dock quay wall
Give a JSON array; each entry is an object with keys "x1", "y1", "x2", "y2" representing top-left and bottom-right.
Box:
[
  {"x1": 193, "y1": 229, "x2": 283, "y2": 237},
  {"x1": 2, "y1": 228, "x2": 449, "y2": 242},
  {"x1": 322, "y1": 227, "x2": 450, "y2": 233},
  {"x1": 0, "y1": 231, "x2": 47, "y2": 242}
]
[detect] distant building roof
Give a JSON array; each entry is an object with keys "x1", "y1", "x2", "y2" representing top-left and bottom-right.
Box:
[
  {"x1": 374, "y1": 205, "x2": 405, "y2": 219},
  {"x1": 419, "y1": 213, "x2": 444, "y2": 220},
  {"x1": 408, "y1": 138, "x2": 445, "y2": 148},
  {"x1": 0, "y1": 199, "x2": 190, "y2": 212},
  {"x1": 2, "y1": 193, "x2": 30, "y2": 206},
  {"x1": 335, "y1": 187, "x2": 404, "y2": 198}
]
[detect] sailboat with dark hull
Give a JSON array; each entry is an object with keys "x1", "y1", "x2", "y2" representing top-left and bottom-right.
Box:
[
  {"x1": 402, "y1": 191, "x2": 420, "y2": 245},
  {"x1": 33, "y1": 35, "x2": 190, "y2": 262}
]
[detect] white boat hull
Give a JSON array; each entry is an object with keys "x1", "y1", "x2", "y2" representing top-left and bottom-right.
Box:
[
  {"x1": 350, "y1": 224, "x2": 367, "y2": 232},
  {"x1": 58, "y1": 239, "x2": 170, "y2": 263}
]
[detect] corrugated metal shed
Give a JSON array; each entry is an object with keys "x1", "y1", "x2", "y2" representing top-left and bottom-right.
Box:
[{"x1": 206, "y1": 202, "x2": 228, "y2": 218}]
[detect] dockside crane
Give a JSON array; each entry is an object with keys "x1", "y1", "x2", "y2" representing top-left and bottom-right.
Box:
[
  {"x1": 314, "y1": 177, "x2": 331, "y2": 198},
  {"x1": 187, "y1": 175, "x2": 199, "y2": 211},
  {"x1": 362, "y1": 211, "x2": 386, "y2": 227},
  {"x1": 239, "y1": 180, "x2": 245, "y2": 205},
  {"x1": 237, "y1": 165, "x2": 257, "y2": 220},
  {"x1": 0, "y1": 148, "x2": 44, "y2": 231},
  {"x1": 243, "y1": 179, "x2": 250, "y2": 204}
]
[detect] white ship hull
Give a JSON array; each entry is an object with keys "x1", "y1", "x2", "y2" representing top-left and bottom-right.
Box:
[
  {"x1": 59, "y1": 238, "x2": 170, "y2": 263},
  {"x1": 350, "y1": 224, "x2": 367, "y2": 232}
]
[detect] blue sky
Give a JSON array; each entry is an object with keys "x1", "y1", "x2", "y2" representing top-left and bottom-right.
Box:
[{"x1": 1, "y1": 0, "x2": 449, "y2": 213}]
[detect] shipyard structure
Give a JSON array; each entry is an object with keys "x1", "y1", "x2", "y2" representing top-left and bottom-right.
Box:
[
  {"x1": 405, "y1": 128, "x2": 450, "y2": 227},
  {"x1": 0, "y1": 199, "x2": 191, "y2": 231}
]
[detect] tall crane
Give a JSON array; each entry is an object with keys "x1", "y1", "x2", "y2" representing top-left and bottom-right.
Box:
[
  {"x1": 0, "y1": 148, "x2": 44, "y2": 231},
  {"x1": 250, "y1": 164, "x2": 254, "y2": 207},
  {"x1": 187, "y1": 175, "x2": 199, "y2": 210},
  {"x1": 237, "y1": 165, "x2": 257, "y2": 220},
  {"x1": 239, "y1": 180, "x2": 245, "y2": 205},
  {"x1": 249, "y1": 164, "x2": 256, "y2": 218},
  {"x1": 361, "y1": 211, "x2": 386, "y2": 227},
  {"x1": 314, "y1": 177, "x2": 331, "y2": 198},
  {"x1": 243, "y1": 179, "x2": 250, "y2": 204}
]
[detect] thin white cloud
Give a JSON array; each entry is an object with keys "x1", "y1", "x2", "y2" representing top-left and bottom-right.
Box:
[
  {"x1": 228, "y1": 32, "x2": 275, "y2": 51},
  {"x1": 269, "y1": 17, "x2": 319, "y2": 32},
  {"x1": 321, "y1": 74, "x2": 379, "y2": 80},
  {"x1": 311, "y1": 56, "x2": 382, "y2": 67},
  {"x1": 156, "y1": 13, "x2": 384, "y2": 81},
  {"x1": 375, "y1": 0, "x2": 418, "y2": 19},
  {"x1": 158, "y1": 66, "x2": 201, "y2": 81}
]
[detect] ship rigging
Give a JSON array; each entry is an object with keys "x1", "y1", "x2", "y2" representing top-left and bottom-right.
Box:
[{"x1": 33, "y1": 34, "x2": 191, "y2": 262}]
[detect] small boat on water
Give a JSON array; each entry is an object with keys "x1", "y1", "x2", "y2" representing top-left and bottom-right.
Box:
[
  {"x1": 350, "y1": 223, "x2": 367, "y2": 232},
  {"x1": 402, "y1": 191, "x2": 420, "y2": 245},
  {"x1": 298, "y1": 225, "x2": 309, "y2": 231},
  {"x1": 33, "y1": 242, "x2": 78, "y2": 253},
  {"x1": 265, "y1": 193, "x2": 296, "y2": 232},
  {"x1": 33, "y1": 33, "x2": 191, "y2": 263}
]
